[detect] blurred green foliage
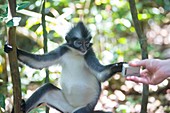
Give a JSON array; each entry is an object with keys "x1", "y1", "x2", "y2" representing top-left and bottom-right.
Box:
[
  {"x1": 0, "y1": 0, "x2": 170, "y2": 112},
  {"x1": 0, "y1": 94, "x2": 5, "y2": 109}
]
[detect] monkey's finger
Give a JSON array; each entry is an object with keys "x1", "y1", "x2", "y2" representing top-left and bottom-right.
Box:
[{"x1": 21, "y1": 99, "x2": 26, "y2": 112}]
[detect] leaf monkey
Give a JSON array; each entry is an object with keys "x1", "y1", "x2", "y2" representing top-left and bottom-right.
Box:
[{"x1": 5, "y1": 21, "x2": 125, "y2": 113}]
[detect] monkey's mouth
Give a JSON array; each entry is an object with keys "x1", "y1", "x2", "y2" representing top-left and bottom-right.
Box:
[
  {"x1": 80, "y1": 43, "x2": 93, "y2": 54},
  {"x1": 80, "y1": 49, "x2": 87, "y2": 53},
  {"x1": 80, "y1": 46, "x2": 92, "y2": 54},
  {"x1": 79, "y1": 50, "x2": 87, "y2": 55}
]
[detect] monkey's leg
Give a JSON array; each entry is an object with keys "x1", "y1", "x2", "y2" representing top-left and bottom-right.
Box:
[
  {"x1": 72, "y1": 97, "x2": 99, "y2": 113},
  {"x1": 24, "y1": 83, "x2": 74, "y2": 113},
  {"x1": 73, "y1": 107, "x2": 112, "y2": 113},
  {"x1": 94, "y1": 111, "x2": 112, "y2": 113}
]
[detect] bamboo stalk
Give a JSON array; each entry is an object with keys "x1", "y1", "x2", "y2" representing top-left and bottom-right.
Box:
[{"x1": 41, "y1": 0, "x2": 50, "y2": 112}]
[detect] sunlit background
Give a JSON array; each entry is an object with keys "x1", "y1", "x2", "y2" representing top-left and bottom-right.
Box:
[{"x1": 0, "y1": 0, "x2": 170, "y2": 113}]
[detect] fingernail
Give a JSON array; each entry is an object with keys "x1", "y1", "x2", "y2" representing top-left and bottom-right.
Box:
[
  {"x1": 129, "y1": 60, "x2": 138, "y2": 64},
  {"x1": 126, "y1": 76, "x2": 131, "y2": 80}
]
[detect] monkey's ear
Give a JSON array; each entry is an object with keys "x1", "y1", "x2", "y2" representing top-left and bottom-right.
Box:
[
  {"x1": 87, "y1": 35, "x2": 92, "y2": 41},
  {"x1": 65, "y1": 36, "x2": 72, "y2": 45},
  {"x1": 65, "y1": 36, "x2": 68, "y2": 42},
  {"x1": 89, "y1": 43, "x2": 93, "y2": 47}
]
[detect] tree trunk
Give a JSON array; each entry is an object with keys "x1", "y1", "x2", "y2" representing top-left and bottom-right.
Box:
[
  {"x1": 7, "y1": 0, "x2": 22, "y2": 113},
  {"x1": 129, "y1": 0, "x2": 149, "y2": 113}
]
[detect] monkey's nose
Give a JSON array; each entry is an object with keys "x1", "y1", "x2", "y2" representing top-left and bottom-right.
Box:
[
  {"x1": 81, "y1": 48, "x2": 87, "y2": 53},
  {"x1": 81, "y1": 43, "x2": 87, "y2": 53}
]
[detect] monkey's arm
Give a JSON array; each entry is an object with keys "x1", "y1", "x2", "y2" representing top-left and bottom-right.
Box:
[
  {"x1": 85, "y1": 49, "x2": 125, "y2": 82},
  {"x1": 4, "y1": 44, "x2": 68, "y2": 69}
]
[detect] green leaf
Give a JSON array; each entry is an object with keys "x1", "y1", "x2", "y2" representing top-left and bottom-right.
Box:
[
  {"x1": 0, "y1": 13, "x2": 8, "y2": 22},
  {"x1": 30, "y1": 107, "x2": 45, "y2": 113},
  {"x1": 155, "y1": 0, "x2": 163, "y2": 5},
  {"x1": 116, "y1": 105, "x2": 128, "y2": 113},
  {"x1": 16, "y1": 1, "x2": 30, "y2": 10},
  {"x1": 0, "y1": 94, "x2": 5, "y2": 109},
  {"x1": 6, "y1": 17, "x2": 21, "y2": 27},
  {"x1": 0, "y1": 8, "x2": 8, "y2": 22},
  {"x1": 6, "y1": 19, "x2": 14, "y2": 27},
  {"x1": 0, "y1": 4, "x2": 8, "y2": 12},
  {"x1": 0, "y1": 13, "x2": 8, "y2": 18},
  {"x1": 118, "y1": 37, "x2": 127, "y2": 44},
  {"x1": 0, "y1": 17, "x2": 3, "y2": 22}
]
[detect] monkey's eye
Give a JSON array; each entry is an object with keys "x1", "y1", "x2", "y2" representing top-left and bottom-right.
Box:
[
  {"x1": 85, "y1": 41, "x2": 90, "y2": 47},
  {"x1": 74, "y1": 40, "x2": 82, "y2": 48}
]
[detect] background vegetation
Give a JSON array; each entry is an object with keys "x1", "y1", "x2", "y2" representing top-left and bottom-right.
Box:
[{"x1": 0, "y1": 0, "x2": 170, "y2": 113}]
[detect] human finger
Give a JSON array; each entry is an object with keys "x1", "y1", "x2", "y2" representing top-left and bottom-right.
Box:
[
  {"x1": 126, "y1": 76, "x2": 149, "y2": 84},
  {"x1": 140, "y1": 69, "x2": 149, "y2": 77},
  {"x1": 129, "y1": 59, "x2": 148, "y2": 67}
]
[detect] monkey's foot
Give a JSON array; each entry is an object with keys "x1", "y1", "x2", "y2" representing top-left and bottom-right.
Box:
[
  {"x1": 21, "y1": 99, "x2": 26, "y2": 113},
  {"x1": 11, "y1": 99, "x2": 26, "y2": 113}
]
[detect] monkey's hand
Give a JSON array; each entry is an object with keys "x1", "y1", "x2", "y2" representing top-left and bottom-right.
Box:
[
  {"x1": 21, "y1": 99, "x2": 26, "y2": 113},
  {"x1": 4, "y1": 43, "x2": 13, "y2": 53},
  {"x1": 11, "y1": 99, "x2": 26, "y2": 113},
  {"x1": 110, "y1": 62, "x2": 127, "y2": 73}
]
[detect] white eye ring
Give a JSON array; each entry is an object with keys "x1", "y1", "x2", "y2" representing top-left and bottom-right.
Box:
[{"x1": 74, "y1": 41, "x2": 82, "y2": 47}]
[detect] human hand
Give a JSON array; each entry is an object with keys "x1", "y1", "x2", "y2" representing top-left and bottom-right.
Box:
[{"x1": 126, "y1": 59, "x2": 170, "y2": 85}]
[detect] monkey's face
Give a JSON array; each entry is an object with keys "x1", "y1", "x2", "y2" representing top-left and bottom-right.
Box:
[
  {"x1": 65, "y1": 21, "x2": 93, "y2": 54},
  {"x1": 66, "y1": 37, "x2": 93, "y2": 54}
]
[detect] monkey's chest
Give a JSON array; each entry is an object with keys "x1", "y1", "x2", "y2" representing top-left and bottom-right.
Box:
[{"x1": 60, "y1": 53, "x2": 100, "y2": 108}]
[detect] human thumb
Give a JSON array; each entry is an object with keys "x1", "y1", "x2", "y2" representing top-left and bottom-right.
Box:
[{"x1": 129, "y1": 59, "x2": 147, "y2": 67}]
